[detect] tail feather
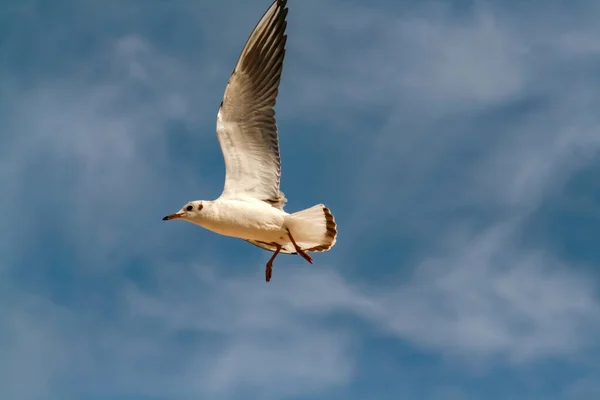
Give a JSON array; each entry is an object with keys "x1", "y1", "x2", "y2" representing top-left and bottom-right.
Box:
[{"x1": 285, "y1": 204, "x2": 337, "y2": 252}]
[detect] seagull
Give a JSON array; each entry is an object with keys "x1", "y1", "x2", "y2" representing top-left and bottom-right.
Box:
[{"x1": 163, "y1": 0, "x2": 337, "y2": 282}]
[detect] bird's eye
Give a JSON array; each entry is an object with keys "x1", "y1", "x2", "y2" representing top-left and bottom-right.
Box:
[
  {"x1": 198, "y1": 204, "x2": 203, "y2": 211},
  {"x1": 186, "y1": 205, "x2": 193, "y2": 211}
]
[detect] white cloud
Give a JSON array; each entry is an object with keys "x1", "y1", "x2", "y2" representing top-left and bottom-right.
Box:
[
  {"x1": 0, "y1": 34, "x2": 223, "y2": 271},
  {"x1": 0, "y1": 267, "x2": 357, "y2": 400},
  {"x1": 3, "y1": 0, "x2": 600, "y2": 399},
  {"x1": 372, "y1": 226, "x2": 600, "y2": 364},
  {"x1": 320, "y1": 0, "x2": 600, "y2": 367},
  {"x1": 4, "y1": 251, "x2": 594, "y2": 398}
]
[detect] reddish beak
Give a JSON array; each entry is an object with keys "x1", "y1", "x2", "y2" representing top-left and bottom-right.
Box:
[{"x1": 162, "y1": 213, "x2": 183, "y2": 221}]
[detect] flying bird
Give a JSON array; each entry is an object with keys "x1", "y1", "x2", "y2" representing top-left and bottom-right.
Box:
[{"x1": 163, "y1": 0, "x2": 337, "y2": 282}]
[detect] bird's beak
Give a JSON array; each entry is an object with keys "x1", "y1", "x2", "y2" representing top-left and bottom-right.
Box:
[{"x1": 162, "y1": 212, "x2": 183, "y2": 221}]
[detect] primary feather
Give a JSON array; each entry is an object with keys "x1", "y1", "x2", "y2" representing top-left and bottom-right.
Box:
[{"x1": 216, "y1": 0, "x2": 289, "y2": 209}]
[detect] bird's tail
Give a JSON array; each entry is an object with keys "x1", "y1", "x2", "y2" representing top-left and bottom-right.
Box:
[{"x1": 285, "y1": 204, "x2": 337, "y2": 252}]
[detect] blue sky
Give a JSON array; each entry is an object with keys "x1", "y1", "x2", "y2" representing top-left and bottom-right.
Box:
[{"x1": 2, "y1": 0, "x2": 600, "y2": 399}]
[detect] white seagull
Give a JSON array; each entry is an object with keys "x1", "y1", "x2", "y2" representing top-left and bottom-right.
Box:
[{"x1": 163, "y1": 0, "x2": 337, "y2": 282}]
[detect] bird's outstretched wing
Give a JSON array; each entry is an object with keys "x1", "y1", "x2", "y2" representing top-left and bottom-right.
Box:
[{"x1": 216, "y1": 0, "x2": 288, "y2": 209}]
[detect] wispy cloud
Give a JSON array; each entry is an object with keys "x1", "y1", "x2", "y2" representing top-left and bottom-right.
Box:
[{"x1": 2, "y1": 0, "x2": 600, "y2": 399}]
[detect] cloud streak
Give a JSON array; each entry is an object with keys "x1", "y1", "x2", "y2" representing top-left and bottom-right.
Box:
[{"x1": 2, "y1": 0, "x2": 600, "y2": 399}]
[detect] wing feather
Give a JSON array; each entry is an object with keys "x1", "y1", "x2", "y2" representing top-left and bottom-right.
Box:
[
  {"x1": 244, "y1": 239, "x2": 297, "y2": 254},
  {"x1": 216, "y1": 0, "x2": 289, "y2": 208}
]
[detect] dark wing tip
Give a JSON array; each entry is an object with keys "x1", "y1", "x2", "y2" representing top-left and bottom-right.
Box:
[{"x1": 237, "y1": 0, "x2": 289, "y2": 69}]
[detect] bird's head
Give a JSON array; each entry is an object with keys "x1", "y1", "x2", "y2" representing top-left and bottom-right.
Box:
[{"x1": 162, "y1": 200, "x2": 205, "y2": 222}]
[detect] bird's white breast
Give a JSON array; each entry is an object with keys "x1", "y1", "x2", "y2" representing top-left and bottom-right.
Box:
[{"x1": 192, "y1": 199, "x2": 288, "y2": 242}]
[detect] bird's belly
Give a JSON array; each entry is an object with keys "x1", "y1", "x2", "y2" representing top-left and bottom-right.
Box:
[
  {"x1": 206, "y1": 222, "x2": 286, "y2": 243},
  {"x1": 195, "y1": 203, "x2": 288, "y2": 243}
]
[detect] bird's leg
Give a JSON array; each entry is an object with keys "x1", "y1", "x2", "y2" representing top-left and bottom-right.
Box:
[
  {"x1": 287, "y1": 229, "x2": 313, "y2": 264},
  {"x1": 266, "y1": 244, "x2": 282, "y2": 282}
]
